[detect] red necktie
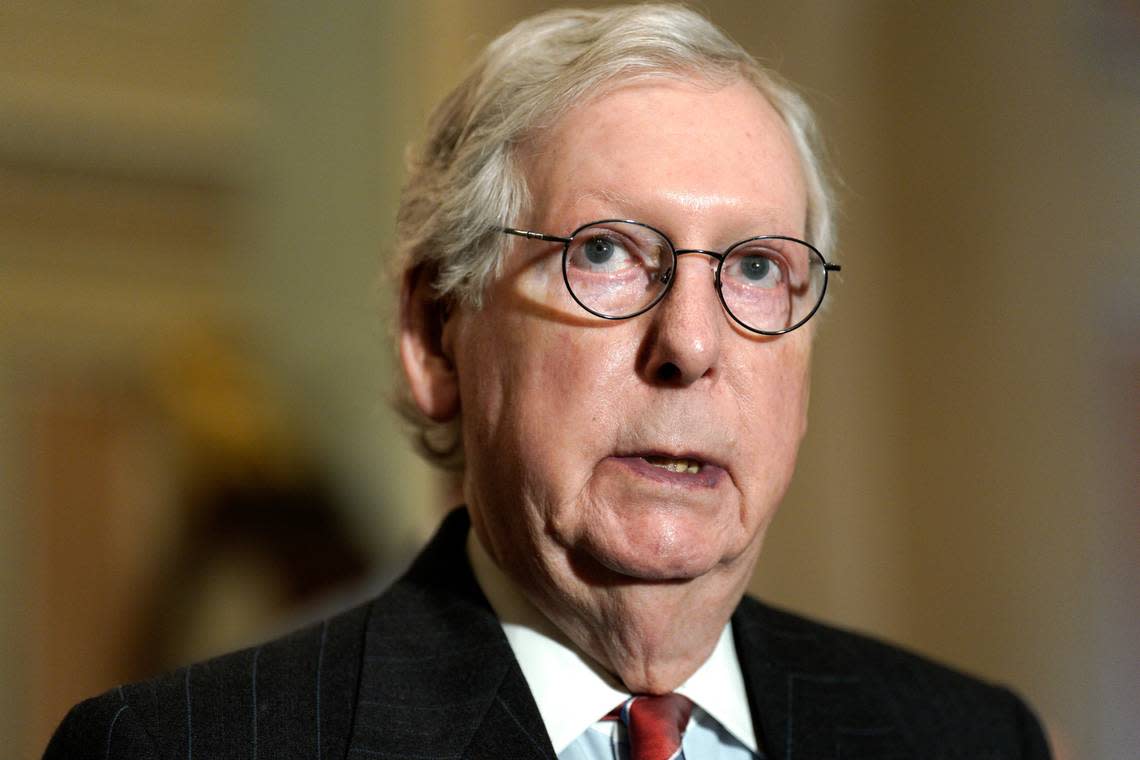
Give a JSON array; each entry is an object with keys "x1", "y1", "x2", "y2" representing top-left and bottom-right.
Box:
[{"x1": 607, "y1": 694, "x2": 693, "y2": 760}]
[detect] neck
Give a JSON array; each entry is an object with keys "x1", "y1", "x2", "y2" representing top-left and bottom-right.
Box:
[
  {"x1": 548, "y1": 565, "x2": 750, "y2": 693},
  {"x1": 469, "y1": 529, "x2": 755, "y2": 694}
]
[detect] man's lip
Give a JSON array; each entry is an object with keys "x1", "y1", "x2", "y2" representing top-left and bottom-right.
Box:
[
  {"x1": 607, "y1": 452, "x2": 728, "y2": 488},
  {"x1": 613, "y1": 450, "x2": 729, "y2": 472}
]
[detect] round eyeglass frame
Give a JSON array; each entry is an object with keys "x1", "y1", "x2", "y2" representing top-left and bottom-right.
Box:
[{"x1": 502, "y1": 219, "x2": 841, "y2": 336}]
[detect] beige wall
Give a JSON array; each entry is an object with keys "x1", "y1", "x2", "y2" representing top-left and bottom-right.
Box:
[{"x1": 3, "y1": 2, "x2": 1135, "y2": 757}]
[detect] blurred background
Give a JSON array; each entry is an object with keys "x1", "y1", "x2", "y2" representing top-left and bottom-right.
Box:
[{"x1": 1, "y1": 1, "x2": 1135, "y2": 757}]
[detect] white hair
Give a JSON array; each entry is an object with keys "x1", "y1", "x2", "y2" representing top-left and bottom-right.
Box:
[{"x1": 395, "y1": 3, "x2": 836, "y2": 469}]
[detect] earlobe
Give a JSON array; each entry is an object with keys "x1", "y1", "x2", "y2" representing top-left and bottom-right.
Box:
[{"x1": 399, "y1": 265, "x2": 460, "y2": 422}]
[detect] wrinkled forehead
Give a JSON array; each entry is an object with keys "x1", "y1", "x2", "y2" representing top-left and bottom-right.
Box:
[{"x1": 517, "y1": 75, "x2": 809, "y2": 240}]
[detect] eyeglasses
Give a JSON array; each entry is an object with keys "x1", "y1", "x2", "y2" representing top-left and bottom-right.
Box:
[{"x1": 502, "y1": 219, "x2": 841, "y2": 335}]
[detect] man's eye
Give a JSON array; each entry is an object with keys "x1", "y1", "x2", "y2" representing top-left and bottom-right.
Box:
[
  {"x1": 739, "y1": 255, "x2": 773, "y2": 281},
  {"x1": 585, "y1": 238, "x2": 616, "y2": 264},
  {"x1": 727, "y1": 253, "x2": 783, "y2": 288},
  {"x1": 570, "y1": 235, "x2": 634, "y2": 272}
]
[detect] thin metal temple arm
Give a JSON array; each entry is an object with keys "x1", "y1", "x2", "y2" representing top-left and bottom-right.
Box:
[{"x1": 502, "y1": 227, "x2": 572, "y2": 244}]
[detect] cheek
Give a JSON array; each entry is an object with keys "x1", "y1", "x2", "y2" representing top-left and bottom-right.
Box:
[
  {"x1": 513, "y1": 330, "x2": 629, "y2": 474},
  {"x1": 459, "y1": 314, "x2": 623, "y2": 473},
  {"x1": 772, "y1": 338, "x2": 811, "y2": 434},
  {"x1": 515, "y1": 253, "x2": 565, "y2": 307},
  {"x1": 458, "y1": 315, "x2": 633, "y2": 565},
  {"x1": 733, "y1": 337, "x2": 812, "y2": 500}
]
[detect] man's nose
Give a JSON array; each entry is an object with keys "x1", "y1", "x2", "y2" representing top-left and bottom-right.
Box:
[{"x1": 638, "y1": 255, "x2": 723, "y2": 386}]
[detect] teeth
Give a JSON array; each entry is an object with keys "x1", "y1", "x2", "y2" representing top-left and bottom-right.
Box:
[{"x1": 644, "y1": 455, "x2": 702, "y2": 474}]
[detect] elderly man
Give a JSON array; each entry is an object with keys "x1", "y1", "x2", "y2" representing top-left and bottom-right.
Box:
[{"x1": 47, "y1": 5, "x2": 1050, "y2": 759}]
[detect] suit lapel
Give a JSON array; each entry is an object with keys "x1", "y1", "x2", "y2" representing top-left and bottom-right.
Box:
[
  {"x1": 346, "y1": 509, "x2": 915, "y2": 759},
  {"x1": 346, "y1": 509, "x2": 555, "y2": 760},
  {"x1": 733, "y1": 598, "x2": 913, "y2": 759},
  {"x1": 460, "y1": 659, "x2": 556, "y2": 760}
]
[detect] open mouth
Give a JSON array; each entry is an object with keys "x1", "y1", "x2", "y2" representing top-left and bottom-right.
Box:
[
  {"x1": 642, "y1": 455, "x2": 703, "y2": 474},
  {"x1": 608, "y1": 452, "x2": 724, "y2": 489}
]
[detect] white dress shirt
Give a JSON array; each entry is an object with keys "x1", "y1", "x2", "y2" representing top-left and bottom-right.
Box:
[{"x1": 467, "y1": 532, "x2": 761, "y2": 758}]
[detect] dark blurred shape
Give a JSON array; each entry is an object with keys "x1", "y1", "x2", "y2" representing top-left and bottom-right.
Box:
[
  {"x1": 127, "y1": 327, "x2": 374, "y2": 677},
  {"x1": 131, "y1": 464, "x2": 372, "y2": 678}
]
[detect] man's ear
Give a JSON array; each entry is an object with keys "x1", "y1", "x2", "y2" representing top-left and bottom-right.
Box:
[{"x1": 399, "y1": 265, "x2": 460, "y2": 421}]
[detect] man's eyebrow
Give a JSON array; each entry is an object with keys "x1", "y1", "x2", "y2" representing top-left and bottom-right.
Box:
[
  {"x1": 569, "y1": 188, "x2": 638, "y2": 211},
  {"x1": 566, "y1": 189, "x2": 801, "y2": 236}
]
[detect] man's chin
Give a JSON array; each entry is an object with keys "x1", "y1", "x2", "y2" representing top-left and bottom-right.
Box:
[{"x1": 568, "y1": 539, "x2": 722, "y2": 586}]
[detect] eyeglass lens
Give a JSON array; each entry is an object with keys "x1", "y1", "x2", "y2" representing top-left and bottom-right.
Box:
[{"x1": 562, "y1": 221, "x2": 826, "y2": 333}]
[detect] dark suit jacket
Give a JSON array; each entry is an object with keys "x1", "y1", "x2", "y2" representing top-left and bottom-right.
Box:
[{"x1": 46, "y1": 508, "x2": 1051, "y2": 759}]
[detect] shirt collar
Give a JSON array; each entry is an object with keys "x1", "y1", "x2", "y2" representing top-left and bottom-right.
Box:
[{"x1": 467, "y1": 531, "x2": 758, "y2": 754}]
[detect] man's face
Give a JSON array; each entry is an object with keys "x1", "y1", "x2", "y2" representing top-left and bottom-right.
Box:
[{"x1": 446, "y1": 77, "x2": 811, "y2": 629}]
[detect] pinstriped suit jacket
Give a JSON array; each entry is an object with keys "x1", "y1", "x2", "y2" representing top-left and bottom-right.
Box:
[{"x1": 45, "y1": 508, "x2": 1051, "y2": 759}]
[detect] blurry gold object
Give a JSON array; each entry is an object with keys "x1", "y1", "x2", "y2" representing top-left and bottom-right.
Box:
[{"x1": 150, "y1": 326, "x2": 301, "y2": 479}]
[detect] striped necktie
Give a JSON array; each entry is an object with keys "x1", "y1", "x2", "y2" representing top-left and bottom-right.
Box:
[{"x1": 607, "y1": 694, "x2": 693, "y2": 760}]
